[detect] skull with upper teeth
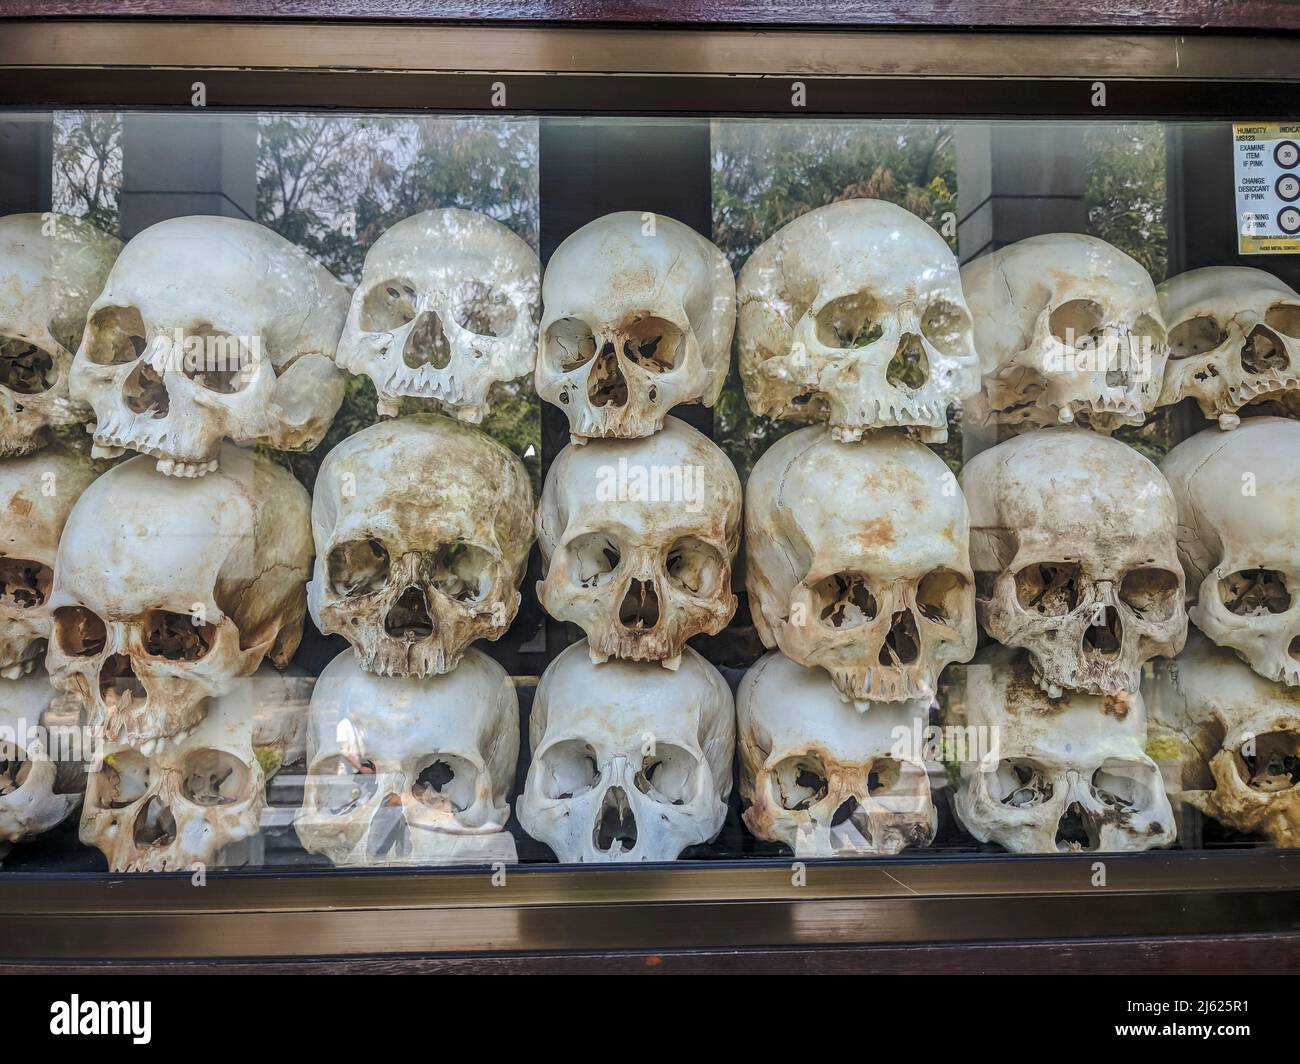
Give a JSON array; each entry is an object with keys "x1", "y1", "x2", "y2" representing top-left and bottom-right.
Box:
[
  {"x1": 518, "y1": 640, "x2": 734, "y2": 862},
  {"x1": 964, "y1": 427, "x2": 1186, "y2": 698},
  {"x1": 46, "y1": 447, "x2": 312, "y2": 748},
  {"x1": 1158, "y1": 266, "x2": 1300, "y2": 430},
  {"x1": 294, "y1": 647, "x2": 519, "y2": 867},
  {"x1": 71, "y1": 215, "x2": 350, "y2": 478},
  {"x1": 745, "y1": 426, "x2": 977, "y2": 705},
  {"x1": 961, "y1": 233, "x2": 1167, "y2": 432},
  {"x1": 334, "y1": 208, "x2": 540, "y2": 421},
  {"x1": 308, "y1": 415, "x2": 534, "y2": 678},
  {"x1": 536, "y1": 211, "x2": 734, "y2": 442},
  {"x1": 950, "y1": 646, "x2": 1176, "y2": 854},
  {"x1": 738, "y1": 650, "x2": 935, "y2": 857},
  {"x1": 0, "y1": 448, "x2": 96, "y2": 679},
  {"x1": 737, "y1": 198, "x2": 979, "y2": 444},
  {"x1": 0, "y1": 213, "x2": 121, "y2": 458}
]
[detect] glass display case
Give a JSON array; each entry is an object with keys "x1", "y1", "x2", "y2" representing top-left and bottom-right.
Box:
[{"x1": 0, "y1": 14, "x2": 1298, "y2": 968}]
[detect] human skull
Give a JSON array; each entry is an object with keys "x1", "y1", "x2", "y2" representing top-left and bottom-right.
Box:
[
  {"x1": 80, "y1": 674, "x2": 274, "y2": 872},
  {"x1": 0, "y1": 448, "x2": 96, "y2": 679},
  {"x1": 961, "y1": 233, "x2": 1167, "y2": 432},
  {"x1": 1148, "y1": 631, "x2": 1300, "y2": 847},
  {"x1": 335, "y1": 209, "x2": 540, "y2": 421},
  {"x1": 1158, "y1": 266, "x2": 1300, "y2": 430},
  {"x1": 964, "y1": 427, "x2": 1186, "y2": 698},
  {"x1": 295, "y1": 647, "x2": 519, "y2": 867},
  {"x1": 519, "y1": 640, "x2": 733, "y2": 862},
  {"x1": 738, "y1": 650, "x2": 935, "y2": 857},
  {"x1": 745, "y1": 426, "x2": 976, "y2": 705},
  {"x1": 308, "y1": 415, "x2": 534, "y2": 678},
  {"x1": 47, "y1": 446, "x2": 312, "y2": 748},
  {"x1": 0, "y1": 213, "x2": 121, "y2": 458},
  {"x1": 950, "y1": 647, "x2": 1176, "y2": 853},
  {"x1": 536, "y1": 211, "x2": 734, "y2": 442},
  {"x1": 71, "y1": 215, "x2": 349, "y2": 478},
  {"x1": 1161, "y1": 417, "x2": 1300, "y2": 686},
  {"x1": 537, "y1": 416, "x2": 741, "y2": 668},
  {"x1": 737, "y1": 199, "x2": 978, "y2": 444}
]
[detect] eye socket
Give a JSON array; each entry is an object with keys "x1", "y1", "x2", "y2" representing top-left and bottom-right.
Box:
[
  {"x1": 430, "y1": 542, "x2": 495, "y2": 604},
  {"x1": 360, "y1": 279, "x2": 418, "y2": 332},
  {"x1": 565, "y1": 532, "x2": 621, "y2": 589},
  {"x1": 0, "y1": 748, "x2": 32, "y2": 795},
  {"x1": 634, "y1": 744, "x2": 699, "y2": 806},
  {"x1": 1220, "y1": 568, "x2": 1291, "y2": 616},
  {"x1": 85, "y1": 305, "x2": 147, "y2": 366},
  {"x1": 309, "y1": 754, "x2": 378, "y2": 815},
  {"x1": 815, "y1": 291, "x2": 888, "y2": 348},
  {"x1": 1168, "y1": 315, "x2": 1226, "y2": 359},
  {"x1": 1049, "y1": 299, "x2": 1106, "y2": 349},
  {"x1": 454, "y1": 282, "x2": 518, "y2": 338},
  {"x1": 327, "y1": 538, "x2": 390, "y2": 598},
  {"x1": 867, "y1": 757, "x2": 904, "y2": 795},
  {"x1": 1014, "y1": 562, "x2": 1082, "y2": 616},
  {"x1": 412, "y1": 753, "x2": 478, "y2": 812},
  {"x1": 772, "y1": 754, "x2": 829, "y2": 811},
  {"x1": 1236, "y1": 730, "x2": 1300, "y2": 792},
  {"x1": 177, "y1": 325, "x2": 256, "y2": 394},
  {"x1": 919, "y1": 298, "x2": 972, "y2": 357},
  {"x1": 1091, "y1": 759, "x2": 1156, "y2": 811},
  {"x1": 53, "y1": 605, "x2": 107, "y2": 657},
  {"x1": 0, "y1": 557, "x2": 52, "y2": 609},
  {"x1": 621, "y1": 316, "x2": 682, "y2": 372},
  {"x1": 1241, "y1": 324, "x2": 1289, "y2": 375},
  {"x1": 540, "y1": 739, "x2": 601, "y2": 800},
  {"x1": 96, "y1": 750, "x2": 150, "y2": 809},
  {"x1": 546, "y1": 317, "x2": 597, "y2": 371},
  {"x1": 1265, "y1": 303, "x2": 1300, "y2": 338},
  {"x1": 665, "y1": 537, "x2": 724, "y2": 597},
  {"x1": 142, "y1": 610, "x2": 216, "y2": 662},
  {"x1": 917, "y1": 568, "x2": 968, "y2": 626},
  {"x1": 0, "y1": 336, "x2": 57, "y2": 394},
  {"x1": 991, "y1": 759, "x2": 1054, "y2": 808},
  {"x1": 1119, "y1": 567, "x2": 1181, "y2": 621},
  {"x1": 179, "y1": 748, "x2": 252, "y2": 806},
  {"x1": 811, "y1": 571, "x2": 878, "y2": 629}
]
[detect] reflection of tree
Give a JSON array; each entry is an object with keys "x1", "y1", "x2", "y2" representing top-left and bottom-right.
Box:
[
  {"x1": 1085, "y1": 124, "x2": 1167, "y2": 283},
  {"x1": 52, "y1": 112, "x2": 122, "y2": 233}
]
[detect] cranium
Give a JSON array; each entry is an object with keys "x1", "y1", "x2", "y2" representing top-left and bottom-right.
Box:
[
  {"x1": 964, "y1": 427, "x2": 1186, "y2": 697},
  {"x1": 950, "y1": 647, "x2": 1176, "y2": 854},
  {"x1": 1161, "y1": 417, "x2": 1300, "y2": 686},
  {"x1": 738, "y1": 650, "x2": 935, "y2": 857},
  {"x1": 737, "y1": 198, "x2": 979, "y2": 444},
  {"x1": 0, "y1": 213, "x2": 120, "y2": 458},
  {"x1": 294, "y1": 647, "x2": 519, "y2": 867},
  {"x1": 1158, "y1": 266, "x2": 1300, "y2": 430},
  {"x1": 308, "y1": 414, "x2": 534, "y2": 678},
  {"x1": 745, "y1": 426, "x2": 976, "y2": 705},
  {"x1": 71, "y1": 215, "x2": 350, "y2": 478},
  {"x1": 519, "y1": 640, "x2": 734, "y2": 862},
  {"x1": 0, "y1": 448, "x2": 96, "y2": 679},
  {"x1": 47, "y1": 446, "x2": 312, "y2": 748},
  {"x1": 961, "y1": 233, "x2": 1167, "y2": 431},
  {"x1": 335, "y1": 208, "x2": 540, "y2": 421},
  {"x1": 536, "y1": 211, "x2": 734, "y2": 442},
  {"x1": 536, "y1": 415, "x2": 741, "y2": 668}
]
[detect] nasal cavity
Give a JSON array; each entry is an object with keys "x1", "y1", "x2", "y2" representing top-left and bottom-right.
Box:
[
  {"x1": 618, "y1": 579, "x2": 659, "y2": 630},
  {"x1": 1082, "y1": 605, "x2": 1122, "y2": 659},
  {"x1": 99, "y1": 653, "x2": 145, "y2": 701},
  {"x1": 886, "y1": 332, "x2": 930, "y2": 390},
  {"x1": 1242, "y1": 324, "x2": 1289, "y2": 375},
  {"x1": 123, "y1": 359, "x2": 170, "y2": 418},
  {"x1": 384, "y1": 586, "x2": 435, "y2": 641},
  {"x1": 367, "y1": 793, "x2": 410, "y2": 858},
  {"x1": 402, "y1": 310, "x2": 452, "y2": 370},
  {"x1": 830, "y1": 795, "x2": 859, "y2": 827},
  {"x1": 587, "y1": 340, "x2": 628, "y2": 408},
  {"x1": 594, "y1": 786, "x2": 638, "y2": 853},
  {"x1": 1055, "y1": 802, "x2": 1094, "y2": 851},
  {"x1": 133, "y1": 795, "x2": 176, "y2": 849},
  {"x1": 878, "y1": 609, "x2": 920, "y2": 666}
]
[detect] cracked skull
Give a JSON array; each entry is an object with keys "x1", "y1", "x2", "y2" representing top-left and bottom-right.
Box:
[
  {"x1": 951, "y1": 646, "x2": 1176, "y2": 854},
  {"x1": 964, "y1": 427, "x2": 1186, "y2": 697},
  {"x1": 537, "y1": 416, "x2": 741, "y2": 668},
  {"x1": 739, "y1": 650, "x2": 935, "y2": 857},
  {"x1": 961, "y1": 233, "x2": 1167, "y2": 432},
  {"x1": 0, "y1": 213, "x2": 120, "y2": 458},
  {"x1": 518, "y1": 640, "x2": 734, "y2": 862},
  {"x1": 47, "y1": 447, "x2": 312, "y2": 748},
  {"x1": 294, "y1": 647, "x2": 519, "y2": 867},
  {"x1": 71, "y1": 215, "x2": 350, "y2": 477},
  {"x1": 536, "y1": 211, "x2": 734, "y2": 442},
  {"x1": 1161, "y1": 417, "x2": 1300, "y2": 686},
  {"x1": 308, "y1": 415, "x2": 534, "y2": 678},
  {"x1": 335, "y1": 208, "x2": 540, "y2": 421},
  {"x1": 1158, "y1": 266, "x2": 1300, "y2": 430},
  {"x1": 737, "y1": 198, "x2": 979, "y2": 444},
  {"x1": 0, "y1": 448, "x2": 96, "y2": 679},
  {"x1": 745, "y1": 426, "x2": 976, "y2": 705}
]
